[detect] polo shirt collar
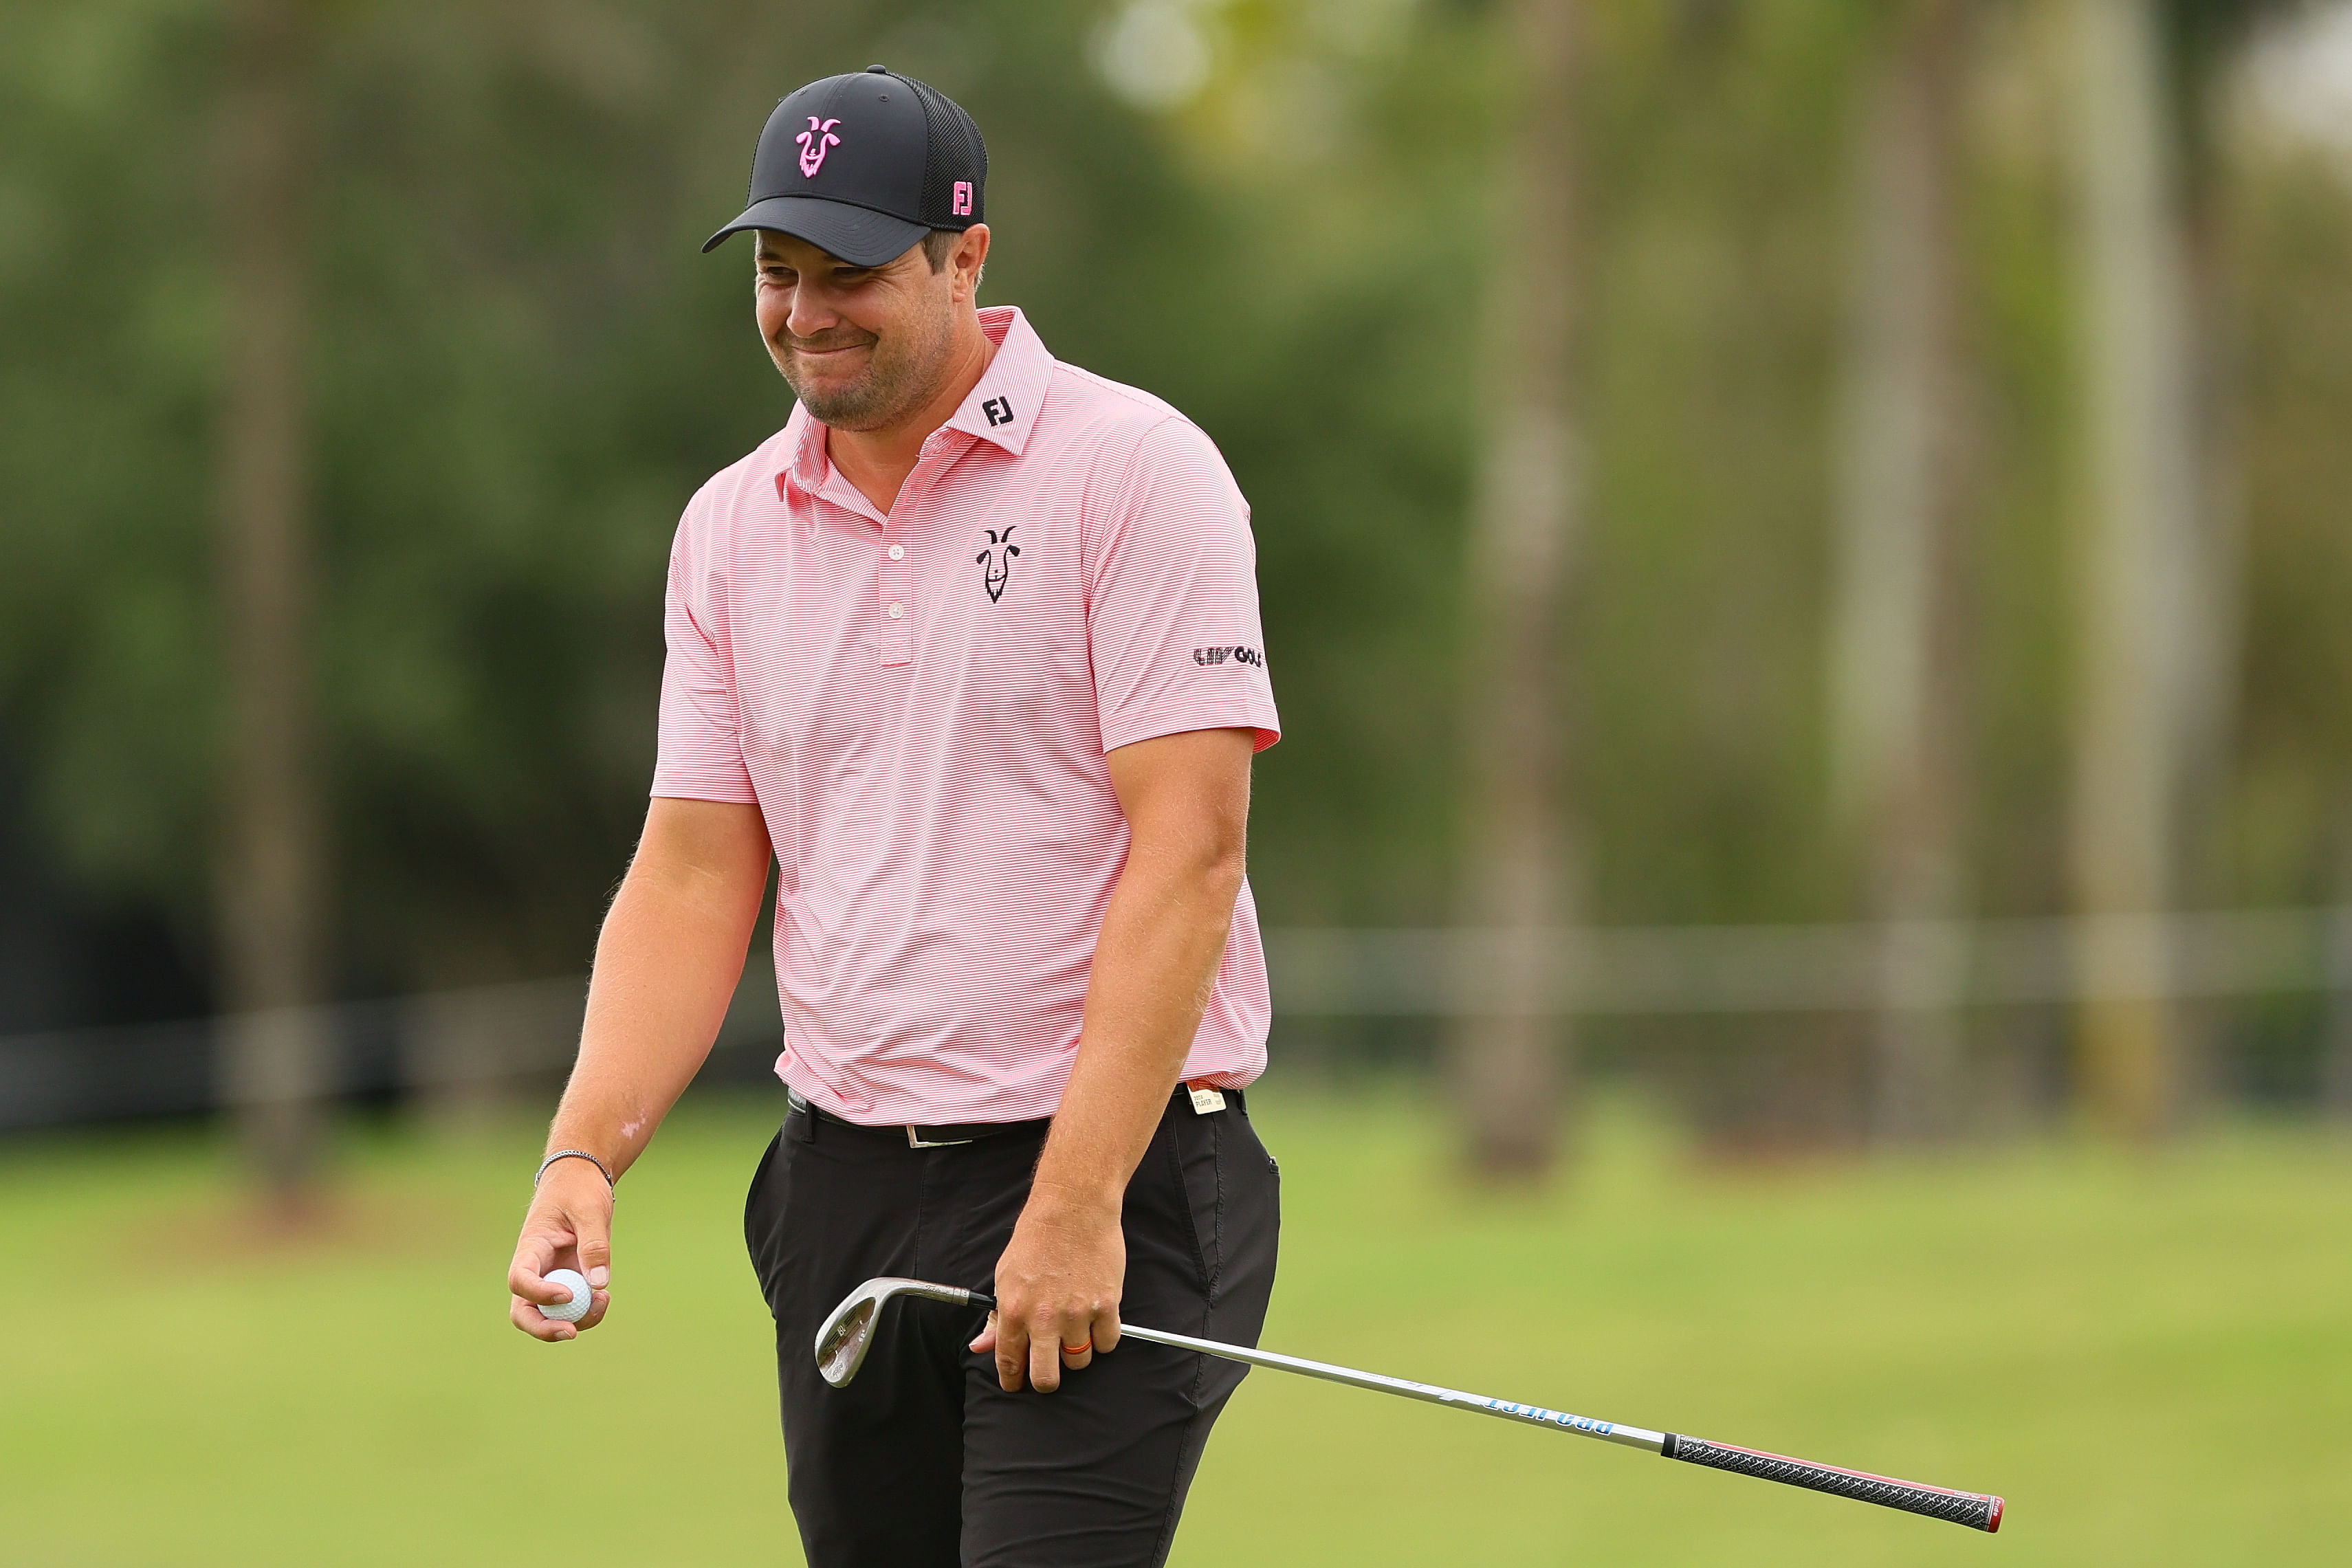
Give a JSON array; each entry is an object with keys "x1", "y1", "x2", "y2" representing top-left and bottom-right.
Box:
[
  {"x1": 778, "y1": 305, "x2": 1053, "y2": 506},
  {"x1": 942, "y1": 306, "x2": 1055, "y2": 456},
  {"x1": 784, "y1": 403, "x2": 826, "y2": 500}
]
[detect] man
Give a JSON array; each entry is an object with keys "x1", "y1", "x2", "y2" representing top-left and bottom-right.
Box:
[{"x1": 505, "y1": 66, "x2": 1282, "y2": 1567}]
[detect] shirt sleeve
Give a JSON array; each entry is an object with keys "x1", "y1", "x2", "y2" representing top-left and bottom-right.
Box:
[
  {"x1": 650, "y1": 494, "x2": 758, "y2": 803},
  {"x1": 1087, "y1": 416, "x2": 1280, "y2": 755}
]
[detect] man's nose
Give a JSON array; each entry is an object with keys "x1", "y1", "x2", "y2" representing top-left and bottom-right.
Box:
[{"x1": 785, "y1": 283, "x2": 839, "y2": 341}]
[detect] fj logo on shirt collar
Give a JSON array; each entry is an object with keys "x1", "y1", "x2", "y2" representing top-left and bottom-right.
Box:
[
  {"x1": 982, "y1": 396, "x2": 1015, "y2": 427},
  {"x1": 976, "y1": 527, "x2": 1020, "y2": 602}
]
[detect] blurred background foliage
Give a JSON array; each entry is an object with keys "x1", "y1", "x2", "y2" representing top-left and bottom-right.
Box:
[
  {"x1": 3, "y1": 0, "x2": 2352, "y2": 1110},
  {"x1": 0, "y1": 0, "x2": 1493, "y2": 1017}
]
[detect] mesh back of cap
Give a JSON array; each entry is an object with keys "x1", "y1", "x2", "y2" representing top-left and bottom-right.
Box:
[{"x1": 906, "y1": 75, "x2": 987, "y2": 228}]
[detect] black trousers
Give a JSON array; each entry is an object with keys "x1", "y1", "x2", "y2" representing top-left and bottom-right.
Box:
[{"x1": 744, "y1": 1089, "x2": 1281, "y2": 1568}]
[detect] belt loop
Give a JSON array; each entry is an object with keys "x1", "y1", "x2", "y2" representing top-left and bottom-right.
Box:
[{"x1": 789, "y1": 1090, "x2": 818, "y2": 1144}]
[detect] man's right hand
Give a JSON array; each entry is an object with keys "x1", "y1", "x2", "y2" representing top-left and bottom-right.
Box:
[{"x1": 507, "y1": 1160, "x2": 615, "y2": 1343}]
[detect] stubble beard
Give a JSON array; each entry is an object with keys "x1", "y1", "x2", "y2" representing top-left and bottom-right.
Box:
[{"x1": 780, "y1": 296, "x2": 956, "y2": 432}]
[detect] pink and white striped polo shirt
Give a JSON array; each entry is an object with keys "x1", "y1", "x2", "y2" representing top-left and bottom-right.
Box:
[{"x1": 653, "y1": 306, "x2": 1279, "y2": 1125}]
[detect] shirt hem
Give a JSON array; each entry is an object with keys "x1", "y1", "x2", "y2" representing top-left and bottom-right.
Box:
[
  {"x1": 1101, "y1": 702, "x2": 1281, "y2": 756},
  {"x1": 649, "y1": 778, "x2": 759, "y2": 805}
]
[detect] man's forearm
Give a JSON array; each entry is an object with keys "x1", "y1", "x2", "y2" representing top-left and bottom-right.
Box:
[
  {"x1": 507, "y1": 798, "x2": 768, "y2": 1343},
  {"x1": 545, "y1": 802, "x2": 771, "y2": 1179},
  {"x1": 978, "y1": 727, "x2": 1253, "y2": 1391},
  {"x1": 1030, "y1": 841, "x2": 1244, "y2": 1210}
]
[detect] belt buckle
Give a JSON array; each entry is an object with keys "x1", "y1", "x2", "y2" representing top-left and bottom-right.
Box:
[{"x1": 905, "y1": 1126, "x2": 974, "y2": 1149}]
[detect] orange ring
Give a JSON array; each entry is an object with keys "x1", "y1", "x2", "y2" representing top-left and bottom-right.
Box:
[{"x1": 1060, "y1": 1342, "x2": 1093, "y2": 1356}]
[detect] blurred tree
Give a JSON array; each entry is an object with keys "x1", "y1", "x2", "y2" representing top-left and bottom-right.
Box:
[
  {"x1": 2061, "y1": 0, "x2": 2291, "y2": 1139},
  {"x1": 1572, "y1": 1, "x2": 1867, "y2": 934},
  {"x1": 2221, "y1": 3, "x2": 2352, "y2": 1109},
  {"x1": 1563, "y1": 3, "x2": 1883, "y2": 1148},
  {"x1": 2065, "y1": 0, "x2": 2203, "y2": 1142},
  {"x1": 215, "y1": 0, "x2": 327, "y2": 1203},
  {"x1": 2156, "y1": 0, "x2": 2305, "y2": 1116},
  {"x1": 1451, "y1": 0, "x2": 1581, "y2": 1175},
  {"x1": 1827, "y1": 0, "x2": 1973, "y2": 1145}
]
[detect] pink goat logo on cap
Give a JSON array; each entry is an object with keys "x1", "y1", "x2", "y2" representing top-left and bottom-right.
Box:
[{"x1": 797, "y1": 117, "x2": 842, "y2": 178}]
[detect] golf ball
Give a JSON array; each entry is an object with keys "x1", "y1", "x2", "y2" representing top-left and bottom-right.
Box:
[{"x1": 538, "y1": 1268, "x2": 591, "y2": 1325}]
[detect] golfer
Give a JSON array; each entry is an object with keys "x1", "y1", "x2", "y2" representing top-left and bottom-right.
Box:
[{"x1": 506, "y1": 67, "x2": 1282, "y2": 1566}]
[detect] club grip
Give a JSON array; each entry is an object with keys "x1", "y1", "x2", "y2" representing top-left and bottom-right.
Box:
[{"x1": 1662, "y1": 1434, "x2": 2003, "y2": 1533}]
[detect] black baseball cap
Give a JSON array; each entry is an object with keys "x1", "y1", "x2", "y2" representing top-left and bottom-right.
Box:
[{"x1": 703, "y1": 65, "x2": 987, "y2": 265}]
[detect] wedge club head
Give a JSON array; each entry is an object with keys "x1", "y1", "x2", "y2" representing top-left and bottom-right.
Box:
[{"x1": 814, "y1": 1277, "x2": 994, "y2": 1388}]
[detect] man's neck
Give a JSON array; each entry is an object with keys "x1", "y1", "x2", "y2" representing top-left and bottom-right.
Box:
[{"x1": 827, "y1": 313, "x2": 996, "y2": 516}]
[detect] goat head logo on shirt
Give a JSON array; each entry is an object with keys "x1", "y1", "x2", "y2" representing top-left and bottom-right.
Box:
[
  {"x1": 976, "y1": 527, "x2": 1020, "y2": 603},
  {"x1": 797, "y1": 117, "x2": 842, "y2": 178}
]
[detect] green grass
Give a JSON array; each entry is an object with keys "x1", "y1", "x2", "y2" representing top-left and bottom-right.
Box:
[{"x1": 3, "y1": 1089, "x2": 2349, "y2": 1565}]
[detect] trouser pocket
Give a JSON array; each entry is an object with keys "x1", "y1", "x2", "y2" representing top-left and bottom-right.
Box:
[{"x1": 1158, "y1": 1097, "x2": 1279, "y2": 1327}]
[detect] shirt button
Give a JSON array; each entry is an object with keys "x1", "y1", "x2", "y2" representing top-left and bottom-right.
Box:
[
  {"x1": 886, "y1": 601, "x2": 904, "y2": 619},
  {"x1": 888, "y1": 544, "x2": 905, "y2": 560}
]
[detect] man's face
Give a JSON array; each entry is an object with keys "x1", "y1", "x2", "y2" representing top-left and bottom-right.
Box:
[{"x1": 754, "y1": 230, "x2": 972, "y2": 431}]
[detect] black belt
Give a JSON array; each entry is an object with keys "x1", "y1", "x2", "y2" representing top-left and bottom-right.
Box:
[{"x1": 787, "y1": 1085, "x2": 1243, "y2": 1149}]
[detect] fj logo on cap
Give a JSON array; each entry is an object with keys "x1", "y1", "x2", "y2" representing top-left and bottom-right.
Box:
[
  {"x1": 797, "y1": 117, "x2": 842, "y2": 177},
  {"x1": 976, "y1": 527, "x2": 1020, "y2": 602},
  {"x1": 953, "y1": 181, "x2": 974, "y2": 216},
  {"x1": 982, "y1": 397, "x2": 1014, "y2": 427}
]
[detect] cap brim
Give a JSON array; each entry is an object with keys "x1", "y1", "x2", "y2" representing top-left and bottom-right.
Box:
[{"x1": 701, "y1": 195, "x2": 929, "y2": 266}]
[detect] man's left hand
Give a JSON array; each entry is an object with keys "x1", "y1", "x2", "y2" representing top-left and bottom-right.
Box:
[{"x1": 972, "y1": 1182, "x2": 1125, "y2": 1392}]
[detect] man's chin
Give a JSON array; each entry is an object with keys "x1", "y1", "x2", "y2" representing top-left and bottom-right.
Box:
[
  {"x1": 783, "y1": 340, "x2": 930, "y2": 431},
  {"x1": 785, "y1": 373, "x2": 883, "y2": 428}
]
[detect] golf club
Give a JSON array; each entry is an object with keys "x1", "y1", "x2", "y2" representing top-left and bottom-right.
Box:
[{"x1": 815, "y1": 1277, "x2": 2005, "y2": 1534}]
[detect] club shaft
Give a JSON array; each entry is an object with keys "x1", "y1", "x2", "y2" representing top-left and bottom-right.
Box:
[
  {"x1": 1117, "y1": 1322, "x2": 1667, "y2": 1450},
  {"x1": 966, "y1": 1288, "x2": 1649, "y2": 1448},
  {"x1": 960, "y1": 1288, "x2": 2003, "y2": 1532}
]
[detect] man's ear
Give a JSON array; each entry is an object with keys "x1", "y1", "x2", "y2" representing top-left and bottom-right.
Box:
[{"x1": 953, "y1": 225, "x2": 991, "y2": 302}]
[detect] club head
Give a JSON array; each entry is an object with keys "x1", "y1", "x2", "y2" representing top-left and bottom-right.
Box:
[{"x1": 813, "y1": 1277, "x2": 987, "y2": 1388}]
